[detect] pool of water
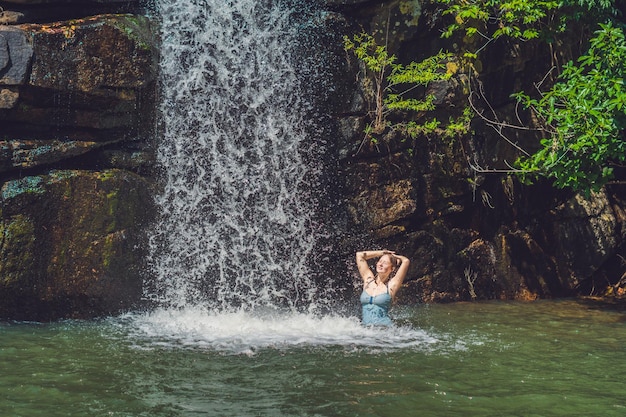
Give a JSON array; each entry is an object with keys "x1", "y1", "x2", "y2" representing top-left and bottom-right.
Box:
[{"x1": 2, "y1": 299, "x2": 625, "y2": 416}]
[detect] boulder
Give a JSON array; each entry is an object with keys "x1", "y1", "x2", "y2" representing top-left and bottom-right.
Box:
[
  {"x1": 0, "y1": 8, "x2": 156, "y2": 319},
  {"x1": 27, "y1": 14, "x2": 157, "y2": 92},
  {"x1": 0, "y1": 25, "x2": 33, "y2": 84},
  {"x1": 0, "y1": 11, "x2": 26, "y2": 25},
  {"x1": 0, "y1": 14, "x2": 157, "y2": 140},
  {"x1": 0, "y1": 86, "x2": 19, "y2": 108},
  {"x1": 0, "y1": 169, "x2": 153, "y2": 320},
  {"x1": 0, "y1": 139, "x2": 114, "y2": 172}
]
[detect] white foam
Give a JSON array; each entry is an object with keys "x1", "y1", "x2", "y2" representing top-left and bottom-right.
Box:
[{"x1": 121, "y1": 308, "x2": 441, "y2": 355}]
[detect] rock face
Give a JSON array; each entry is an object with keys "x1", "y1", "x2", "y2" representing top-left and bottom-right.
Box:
[
  {"x1": 0, "y1": 170, "x2": 152, "y2": 319},
  {"x1": 327, "y1": 0, "x2": 626, "y2": 302},
  {"x1": 0, "y1": 1, "x2": 156, "y2": 319}
]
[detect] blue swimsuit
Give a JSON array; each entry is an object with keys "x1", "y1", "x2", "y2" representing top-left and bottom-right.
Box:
[{"x1": 360, "y1": 284, "x2": 393, "y2": 326}]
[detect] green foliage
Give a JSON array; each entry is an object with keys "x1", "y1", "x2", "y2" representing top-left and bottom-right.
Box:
[
  {"x1": 438, "y1": 0, "x2": 561, "y2": 41},
  {"x1": 344, "y1": 1, "x2": 625, "y2": 194},
  {"x1": 563, "y1": 0, "x2": 618, "y2": 22},
  {"x1": 513, "y1": 22, "x2": 626, "y2": 192},
  {"x1": 404, "y1": 107, "x2": 474, "y2": 140},
  {"x1": 343, "y1": 32, "x2": 395, "y2": 74},
  {"x1": 405, "y1": 119, "x2": 441, "y2": 138},
  {"x1": 387, "y1": 53, "x2": 455, "y2": 112},
  {"x1": 434, "y1": 0, "x2": 624, "y2": 192},
  {"x1": 437, "y1": 0, "x2": 618, "y2": 48},
  {"x1": 442, "y1": 107, "x2": 475, "y2": 139},
  {"x1": 343, "y1": 32, "x2": 458, "y2": 142}
]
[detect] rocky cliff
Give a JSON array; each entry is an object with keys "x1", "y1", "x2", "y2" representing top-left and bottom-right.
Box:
[{"x1": 0, "y1": 0, "x2": 156, "y2": 319}]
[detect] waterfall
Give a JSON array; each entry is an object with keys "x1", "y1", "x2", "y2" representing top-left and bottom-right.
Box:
[
  {"x1": 147, "y1": 0, "x2": 331, "y2": 313},
  {"x1": 131, "y1": 0, "x2": 432, "y2": 352}
]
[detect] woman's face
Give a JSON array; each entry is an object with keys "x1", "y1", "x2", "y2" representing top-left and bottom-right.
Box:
[{"x1": 376, "y1": 254, "x2": 395, "y2": 276}]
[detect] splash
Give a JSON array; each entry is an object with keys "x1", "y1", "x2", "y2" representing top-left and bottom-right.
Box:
[
  {"x1": 121, "y1": 307, "x2": 442, "y2": 355},
  {"x1": 146, "y1": 0, "x2": 331, "y2": 312}
]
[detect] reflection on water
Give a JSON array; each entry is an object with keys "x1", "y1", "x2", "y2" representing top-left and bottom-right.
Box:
[{"x1": 2, "y1": 299, "x2": 626, "y2": 416}]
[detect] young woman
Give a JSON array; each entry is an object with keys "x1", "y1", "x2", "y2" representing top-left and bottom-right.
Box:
[{"x1": 356, "y1": 250, "x2": 410, "y2": 326}]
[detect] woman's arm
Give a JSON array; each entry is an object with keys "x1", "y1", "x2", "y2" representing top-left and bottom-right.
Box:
[
  {"x1": 388, "y1": 255, "x2": 410, "y2": 297},
  {"x1": 355, "y1": 250, "x2": 394, "y2": 282}
]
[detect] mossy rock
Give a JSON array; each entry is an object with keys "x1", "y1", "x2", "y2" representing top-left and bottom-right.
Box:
[
  {"x1": 0, "y1": 169, "x2": 153, "y2": 320},
  {"x1": 0, "y1": 213, "x2": 36, "y2": 287}
]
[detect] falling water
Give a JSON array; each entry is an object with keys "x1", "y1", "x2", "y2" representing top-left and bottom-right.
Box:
[
  {"x1": 129, "y1": 0, "x2": 442, "y2": 351},
  {"x1": 147, "y1": 0, "x2": 330, "y2": 313}
]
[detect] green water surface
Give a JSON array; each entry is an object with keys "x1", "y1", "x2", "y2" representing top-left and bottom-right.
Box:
[{"x1": 2, "y1": 299, "x2": 625, "y2": 416}]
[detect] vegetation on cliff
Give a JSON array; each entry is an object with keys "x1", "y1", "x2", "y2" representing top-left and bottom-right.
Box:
[
  {"x1": 337, "y1": 0, "x2": 626, "y2": 302},
  {"x1": 343, "y1": 32, "x2": 459, "y2": 141},
  {"x1": 440, "y1": 0, "x2": 625, "y2": 192},
  {"x1": 346, "y1": 0, "x2": 626, "y2": 194},
  {"x1": 514, "y1": 22, "x2": 626, "y2": 193}
]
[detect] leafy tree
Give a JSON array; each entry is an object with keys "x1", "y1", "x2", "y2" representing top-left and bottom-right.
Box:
[
  {"x1": 345, "y1": 1, "x2": 626, "y2": 193},
  {"x1": 439, "y1": 0, "x2": 561, "y2": 41},
  {"x1": 438, "y1": 0, "x2": 617, "y2": 54},
  {"x1": 435, "y1": 0, "x2": 625, "y2": 192},
  {"x1": 513, "y1": 22, "x2": 626, "y2": 192},
  {"x1": 343, "y1": 32, "x2": 459, "y2": 143}
]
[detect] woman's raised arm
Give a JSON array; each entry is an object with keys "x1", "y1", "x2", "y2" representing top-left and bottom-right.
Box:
[{"x1": 388, "y1": 254, "x2": 410, "y2": 297}]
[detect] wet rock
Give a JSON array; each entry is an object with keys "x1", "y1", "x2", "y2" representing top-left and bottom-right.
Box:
[
  {"x1": 0, "y1": 139, "x2": 114, "y2": 172},
  {"x1": 0, "y1": 6, "x2": 156, "y2": 319},
  {"x1": 0, "y1": 34, "x2": 8, "y2": 68},
  {"x1": 0, "y1": 214, "x2": 36, "y2": 289},
  {"x1": 1, "y1": 13, "x2": 157, "y2": 150},
  {"x1": 27, "y1": 14, "x2": 156, "y2": 92},
  {"x1": 494, "y1": 228, "x2": 556, "y2": 299},
  {"x1": 348, "y1": 178, "x2": 417, "y2": 235},
  {"x1": 0, "y1": 11, "x2": 26, "y2": 24},
  {"x1": 552, "y1": 191, "x2": 619, "y2": 284},
  {"x1": 0, "y1": 169, "x2": 153, "y2": 320},
  {"x1": 95, "y1": 148, "x2": 154, "y2": 173},
  {"x1": 0, "y1": 25, "x2": 33, "y2": 84},
  {"x1": 0, "y1": 86, "x2": 19, "y2": 108},
  {"x1": 0, "y1": 2, "x2": 142, "y2": 24}
]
